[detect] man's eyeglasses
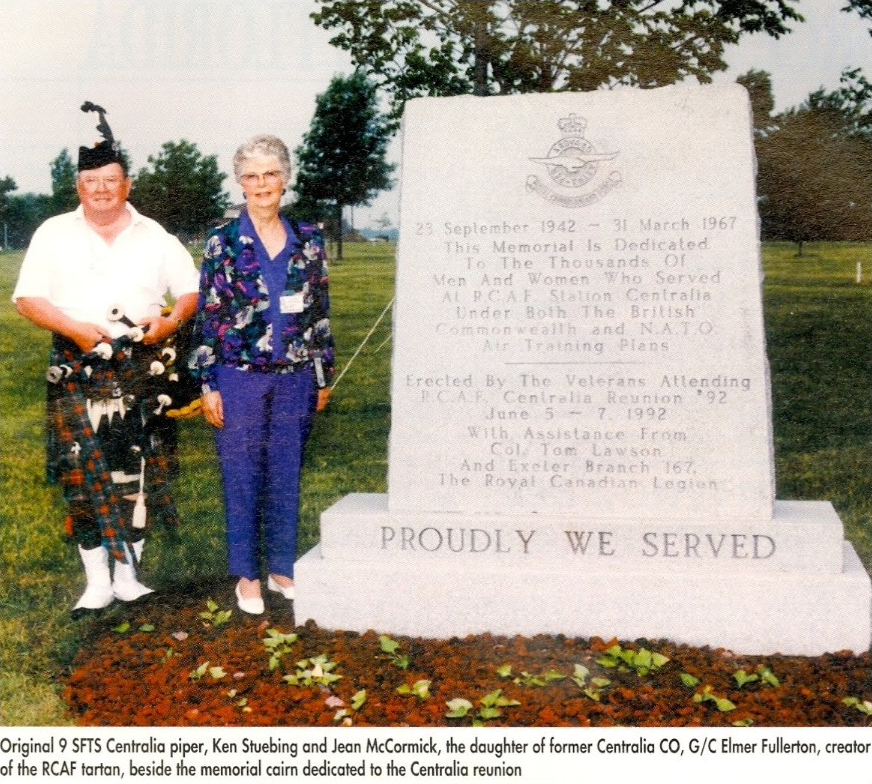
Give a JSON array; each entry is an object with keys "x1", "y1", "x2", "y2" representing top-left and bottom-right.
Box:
[
  {"x1": 79, "y1": 176, "x2": 126, "y2": 190},
  {"x1": 240, "y1": 170, "x2": 283, "y2": 186}
]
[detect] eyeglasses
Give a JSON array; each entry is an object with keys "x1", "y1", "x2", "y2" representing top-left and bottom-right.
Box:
[
  {"x1": 240, "y1": 170, "x2": 283, "y2": 186},
  {"x1": 79, "y1": 176, "x2": 126, "y2": 190}
]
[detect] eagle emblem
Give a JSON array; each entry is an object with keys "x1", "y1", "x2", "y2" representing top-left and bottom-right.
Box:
[{"x1": 526, "y1": 114, "x2": 622, "y2": 208}]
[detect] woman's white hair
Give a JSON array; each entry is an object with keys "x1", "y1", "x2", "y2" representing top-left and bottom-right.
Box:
[{"x1": 233, "y1": 135, "x2": 291, "y2": 183}]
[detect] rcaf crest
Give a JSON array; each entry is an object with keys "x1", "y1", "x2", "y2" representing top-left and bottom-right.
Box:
[{"x1": 526, "y1": 114, "x2": 621, "y2": 207}]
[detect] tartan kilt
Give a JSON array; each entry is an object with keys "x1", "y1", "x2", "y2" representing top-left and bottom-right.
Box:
[{"x1": 46, "y1": 334, "x2": 182, "y2": 561}]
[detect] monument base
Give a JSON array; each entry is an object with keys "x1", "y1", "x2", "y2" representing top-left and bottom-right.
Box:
[{"x1": 295, "y1": 496, "x2": 872, "y2": 657}]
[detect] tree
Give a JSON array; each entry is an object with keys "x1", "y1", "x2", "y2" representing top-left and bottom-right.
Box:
[
  {"x1": 312, "y1": 0, "x2": 803, "y2": 119},
  {"x1": 131, "y1": 140, "x2": 229, "y2": 241},
  {"x1": 2, "y1": 192, "x2": 52, "y2": 249},
  {"x1": 293, "y1": 71, "x2": 395, "y2": 260},
  {"x1": 825, "y1": 67, "x2": 872, "y2": 142},
  {"x1": 0, "y1": 175, "x2": 16, "y2": 218},
  {"x1": 49, "y1": 149, "x2": 79, "y2": 215},
  {"x1": 1, "y1": 176, "x2": 52, "y2": 249},
  {"x1": 374, "y1": 211, "x2": 394, "y2": 238},
  {"x1": 0, "y1": 176, "x2": 16, "y2": 248},
  {"x1": 285, "y1": 192, "x2": 334, "y2": 226},
  {"x1": 755, "y1": 78, "x2": 872, "y2": 252},
  {"x1": 843, "y1": 0, "x2": 872, "y2": 35},
  {"x1": 736, "y1": 69, "x2": 776, "y2": 135}
]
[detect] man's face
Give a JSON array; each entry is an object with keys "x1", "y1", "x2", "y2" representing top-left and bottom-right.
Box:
[{"x1": 76, "y1": 163, "x2": 131, "y2": 218}]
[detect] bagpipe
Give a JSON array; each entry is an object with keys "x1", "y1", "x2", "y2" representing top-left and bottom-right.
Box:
[
  {"x1": 47, "y1": 304, "x2": 200, "y2": 418},
  {"x1": 46, "y1": 305, "x2": 201, "y2": 515}
]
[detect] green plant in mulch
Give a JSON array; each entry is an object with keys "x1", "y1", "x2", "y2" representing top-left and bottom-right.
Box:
[
  {"x1": 226, "y1": 688, "x2": 252, "y2": 713},
  {"x1": 351, "y1": 689, "x2": 368, "y2": 710},
  {"x1": 733, "y1": 669, "x2": 758, "y2": 688},
  {"x1": 446, "y1": 689, "x2": 521, "y2": 726},
  {"x1": 397, "y1": 679, "x2": 432, "y2": 700},
  {"x1": 333, "y1": 690, "x2": 368, "y2": 725},
  {"x1": 733, "y1": 665, "x2": 780, "y2": 689},
  {"x1": 282, "y1": 654, "x2": 342, "y2": 687},
  {"x1": 498, "y1": 662, "x2": 611, "y2": 701},
  {"x1": 691, "y1": 683, "x2": 737, "y2": 713},
  {"x1": 596, "y1": 644, "x2": 670, "y2": 675},
  {"x1": 842, "y1": 697, "x2": 872, "y2": 716},
  {"x1": 188, "y1": 661, "x2": 227, "y2": 681},
  {"x1": 199, "y1": 598, "x2": 232, "y2": 629},
  {"x1": 261, "y1": 628, "x2": 300, "y2": 672},
  {"x1": 112, "y1": 620, "x2": 155, "y2": 634},
  {"x1": 570, "y1": 664, "x2": 612, "y2": 702},
  {"x1": 679, "y1": 673, "x2": 737, "y2": 713},
  {"x1": 378, "y1": 634, "x2": 410, "y2": 669},
  {"x1": 497, "y1": 664, "x2": 565, "y2": 687}
]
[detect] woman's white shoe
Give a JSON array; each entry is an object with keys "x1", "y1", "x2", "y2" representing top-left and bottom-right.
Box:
[
  {"x1": 267, "y1": 574, "x2": 295, "y2": 600},
  {"x1": 235, "y1": 581, "x2": 264, "y2": 615}
]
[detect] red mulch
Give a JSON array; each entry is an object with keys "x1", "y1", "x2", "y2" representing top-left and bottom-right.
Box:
[{"x1": 65, "y1": 579, "x2": 871, "y2": 727}]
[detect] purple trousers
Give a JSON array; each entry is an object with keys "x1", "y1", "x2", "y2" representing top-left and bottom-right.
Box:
[{"x1": 213, "y1": 365, "x2": 316, "y2": 580}]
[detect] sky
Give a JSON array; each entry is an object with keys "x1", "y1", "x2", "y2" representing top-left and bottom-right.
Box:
[{"x1": 1, "y1": 0, "x2": 870, "y2": 230}]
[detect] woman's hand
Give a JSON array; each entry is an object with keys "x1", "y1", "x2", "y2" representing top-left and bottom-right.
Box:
[{"x1": 201, "y1": 390, "x2": 224, "y2": 428}]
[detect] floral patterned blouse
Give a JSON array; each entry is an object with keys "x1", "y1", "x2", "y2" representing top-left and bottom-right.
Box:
[{"x1": 189, "y1": 213, "x2": 334, "y2": 393}]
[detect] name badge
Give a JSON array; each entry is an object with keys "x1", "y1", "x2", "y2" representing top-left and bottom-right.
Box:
[{"x1": 280, "y1": 292, "x2": 306, "y2": 314}]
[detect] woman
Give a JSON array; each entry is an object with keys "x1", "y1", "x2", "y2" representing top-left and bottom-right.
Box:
[{"x1": 190, "y1": 135, "x2": 333, "y2": 614}]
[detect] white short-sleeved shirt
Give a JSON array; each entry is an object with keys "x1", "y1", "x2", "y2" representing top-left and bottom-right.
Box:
[{"x1": 13, "y1": 203, "x2": 200, "y2": 337}]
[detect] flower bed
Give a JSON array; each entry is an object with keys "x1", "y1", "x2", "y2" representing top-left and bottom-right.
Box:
[{"x1": 65, "y1": 580, "x2": 871, "y2": 727}]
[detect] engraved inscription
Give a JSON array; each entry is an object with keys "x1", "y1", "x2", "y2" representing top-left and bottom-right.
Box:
[{"x1": 399, "y1": 209, "x2": 760, "y2": 508}]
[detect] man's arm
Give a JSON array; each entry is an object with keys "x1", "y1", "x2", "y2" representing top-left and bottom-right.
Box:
[
  {"x1": 138, "y1": 292, "x2": 199, "y2": 345},
  {"x1": 16, "y1": 296, "x2": 110, "y2": 352}
]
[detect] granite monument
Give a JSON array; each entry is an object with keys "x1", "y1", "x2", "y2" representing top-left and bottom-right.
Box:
[{"x1": 295, "y1": 85, "x2": 871, "y2": 656}]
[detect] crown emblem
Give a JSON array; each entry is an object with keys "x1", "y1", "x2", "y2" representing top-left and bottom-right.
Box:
[
  {"x1": 526, "y1": 112, "x2": 622, "y2": 206},
  {"x1": 558, "y1": 114, "x2": 587, "y2": 135}
]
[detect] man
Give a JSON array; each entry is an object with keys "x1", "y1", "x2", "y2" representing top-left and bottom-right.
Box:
[{"x1": 13, "y1": 102, "x2": 199, "y2": 616}]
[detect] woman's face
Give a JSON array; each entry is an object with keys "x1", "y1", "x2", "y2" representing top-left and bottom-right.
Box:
[{"x1": 239, "y1": 154, "x2": 286, "y2": 213}]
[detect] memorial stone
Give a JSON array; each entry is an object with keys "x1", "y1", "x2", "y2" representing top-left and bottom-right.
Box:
[{"x1": 295, "y1": 85, "x2": 871, "y2": 656}]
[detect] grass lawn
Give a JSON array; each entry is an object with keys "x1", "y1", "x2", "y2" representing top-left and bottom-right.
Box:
[
  {"x1": 0, "y1": 240, "x2": 869, "y2": 725},
  {"x1": 763, "y1": 242, "x2": 872, "y2": 571}
]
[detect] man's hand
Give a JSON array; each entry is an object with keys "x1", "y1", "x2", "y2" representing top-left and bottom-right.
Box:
[
  {"x1": 138, "y1": 314, "x2": 176, "y2": 344},
  {"x1": 70, "y1": 322, "x2": 112, "y2": 353},
  {"x1": 139, "y1": 293, "x2": 197, "y2": 345},
  {"x1": 201, "y1": 390, "x2": 224, "y2": 428},
  {"x1": 15, "y1": 296, "x2": 111, "y2": 352}
]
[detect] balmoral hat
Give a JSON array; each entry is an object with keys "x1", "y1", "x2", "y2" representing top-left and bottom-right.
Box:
[{"x1": 78, "y1": 101, "x2": 126, "y2": 173}]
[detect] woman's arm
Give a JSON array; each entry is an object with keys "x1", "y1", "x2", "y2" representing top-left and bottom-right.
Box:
[
  {"x1": 305, "y1": 228, "x2": 336, "y2": 388},
  {"x1": 188, "y1": 233, "x2": 228, "y2": 394}
]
